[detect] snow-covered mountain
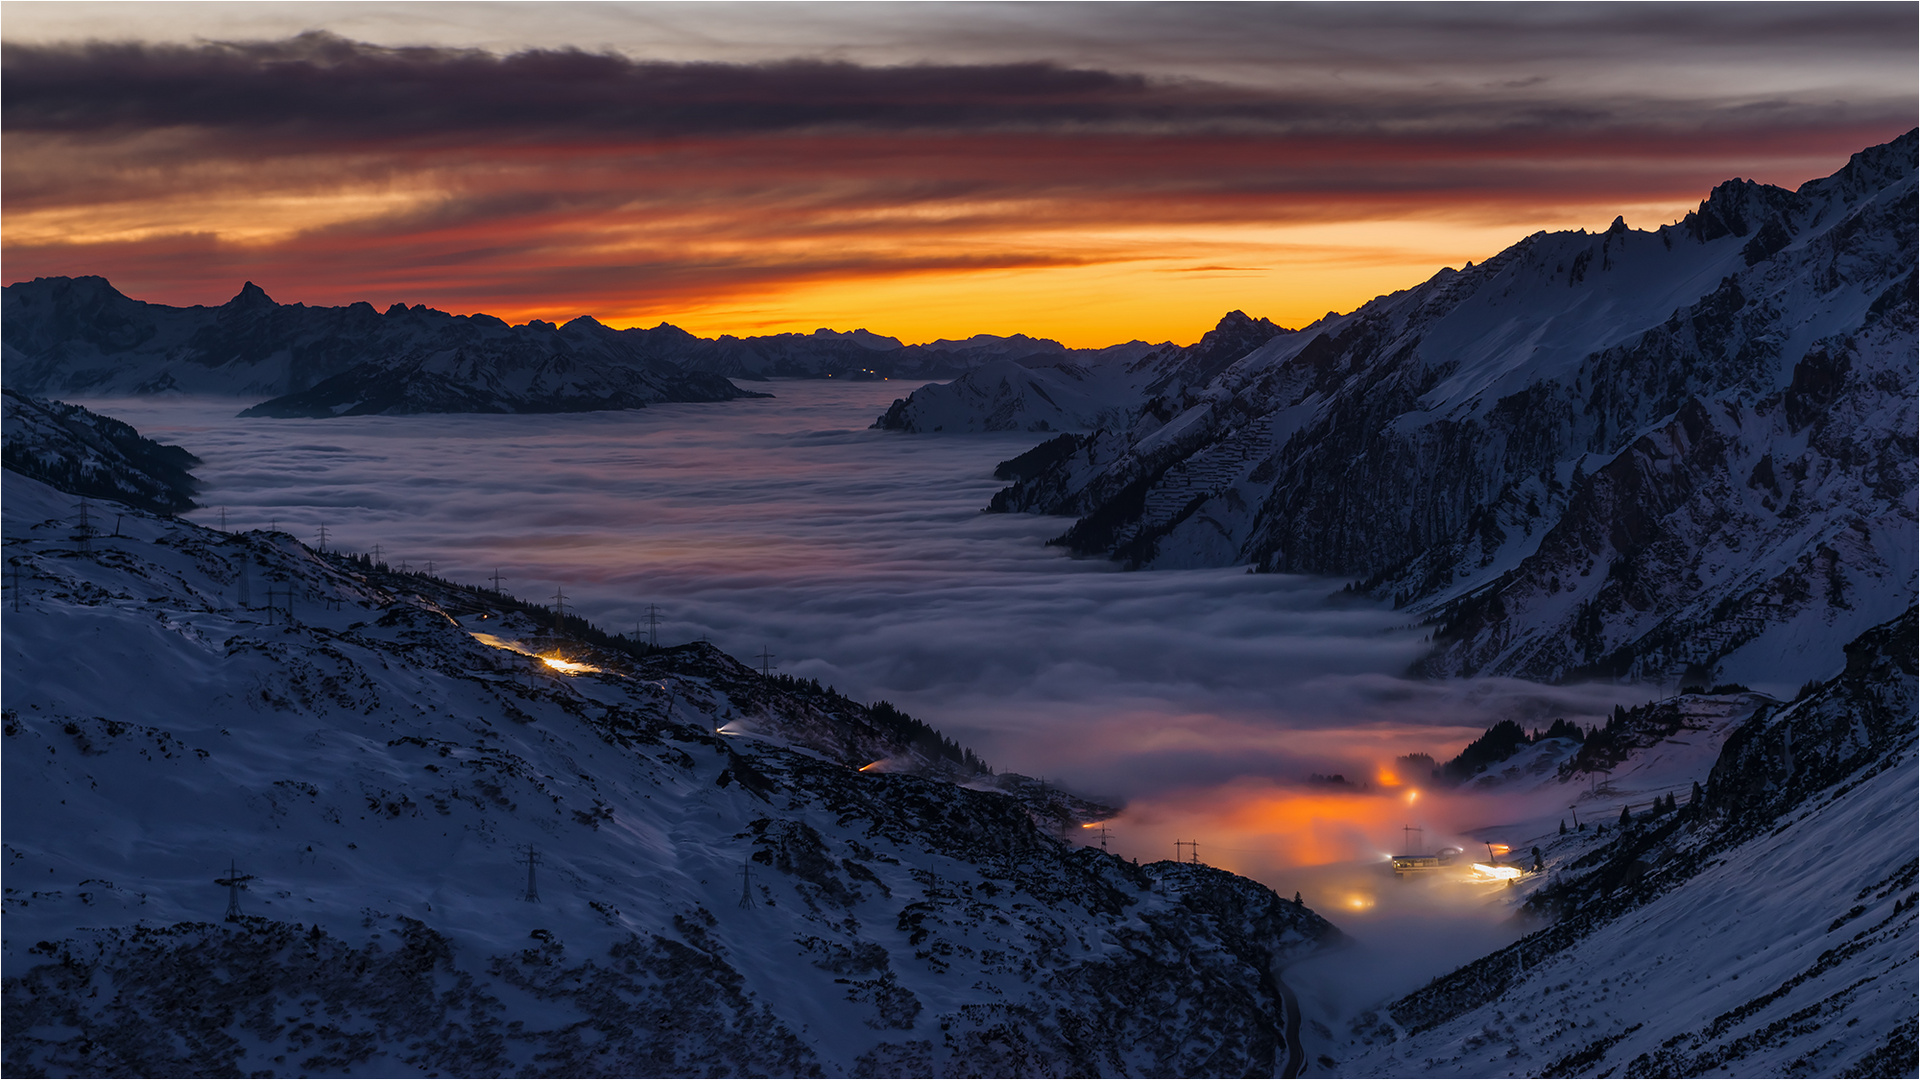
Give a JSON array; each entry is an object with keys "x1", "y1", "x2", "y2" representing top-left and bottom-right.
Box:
[
  {"x1": 1337, "y1": 605, "x2": 1917, "y2": 1077},
  {"x1": 954, "y1": 130, "x2": 1917, "y2": 686},
  {"x1": 0, "y1": 469, "x2": 1339, "y2": 1076},
  {"x1": 1, "y1": 389, "x2": 202, "y2": 514},
  {"x1": 874, "y1": 314, "x2": 1276, "y2": 433}
]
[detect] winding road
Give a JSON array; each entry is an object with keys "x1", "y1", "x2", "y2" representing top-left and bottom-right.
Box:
[{"x1": 1273, "y1": 963, "x2": 1307, "y2": 1078}]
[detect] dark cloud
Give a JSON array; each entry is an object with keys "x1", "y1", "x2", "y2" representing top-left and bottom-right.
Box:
[{"x1": 4, "y1": 29, "x2": 1907, "y2": 143}]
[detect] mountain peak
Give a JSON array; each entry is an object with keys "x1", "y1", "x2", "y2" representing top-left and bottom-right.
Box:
[{"x1": 224, "y1": 281, "x2": 275, "y2": 310}]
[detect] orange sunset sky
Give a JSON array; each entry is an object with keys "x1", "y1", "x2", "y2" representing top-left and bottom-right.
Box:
[{"x1": 3, "y1": 2, "x2": 1914, "y2": 347}]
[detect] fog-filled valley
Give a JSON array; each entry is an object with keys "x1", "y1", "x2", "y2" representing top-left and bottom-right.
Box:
[{"x1": 85, "y1": 384, "x2": 1645, "y2": 873}]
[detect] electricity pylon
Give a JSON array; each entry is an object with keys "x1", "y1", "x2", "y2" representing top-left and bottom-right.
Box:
[{"x1": 216, "y1": 859, "x2": 255, "y2": 920}]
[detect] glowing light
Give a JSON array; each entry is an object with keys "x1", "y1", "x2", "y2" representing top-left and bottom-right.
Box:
[
  {"x1": 859, "y1": 761, "x2": 885, "y2": 772},
  {"x1": 541, "y1": 655, "x2": 599, "y2": 675},
  {"x1": 1344, "y1": 893, "x2": 1376, "y2": 911},
  {"x1": 1080, "y1": 821, "x2": 1110, "y2": 829},
  {"x1": 1489, "y1": 844, "x2": 1510, "y2": 854},
  {"x1": 1376, "y1": 766, "x2": 1401, "y2": 787},
  {"x1": 1472, "y1": 862, "x2": 1523, "y2": 880},
  {"x1": 1406, "y1": 789, "x2": 1420, "y2": 804}
]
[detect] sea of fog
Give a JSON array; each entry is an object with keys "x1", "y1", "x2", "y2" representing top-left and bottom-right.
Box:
[{"x1": 89, "y1": 380, "x2": 1650, "y2": 1011}]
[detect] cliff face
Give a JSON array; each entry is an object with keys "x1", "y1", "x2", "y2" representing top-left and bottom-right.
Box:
[{"x1": 975, "y1": 130, "x2": 1917, "y2": 684}]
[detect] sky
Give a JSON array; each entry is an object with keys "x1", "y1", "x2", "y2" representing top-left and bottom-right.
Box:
[{"x1": 3, "y1": 2, "x2": 1914, "y2": 345}]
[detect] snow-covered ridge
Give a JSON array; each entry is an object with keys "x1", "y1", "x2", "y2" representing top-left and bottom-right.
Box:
[
  {"x1": 1, "y1": 388, "x2": 202, "y2": 514},
  {"x1": 0, "y1": 470, "x2": 1338, "y2": 1076},
  {"x1": 975, "y1": 130, "x2": 1918, "y2": 686}
]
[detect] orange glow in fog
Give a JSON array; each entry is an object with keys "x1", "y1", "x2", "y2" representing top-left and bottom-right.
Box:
[{"x1": 1094, "y1": 773, "x2": 1508, "y2": 889}]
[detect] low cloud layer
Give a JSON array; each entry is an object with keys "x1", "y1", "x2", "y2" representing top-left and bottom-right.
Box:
[{"x1": 93, "y1": 383, "x2": 1650, "y2": 816}]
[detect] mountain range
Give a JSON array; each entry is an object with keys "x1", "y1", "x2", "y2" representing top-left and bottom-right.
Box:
[
  {"x1": 0, "y1": 276, "x2": 1161, "y2": 417},
  {"x1": 885, "y1": 130, "x2": 1918, "y2": 690}
]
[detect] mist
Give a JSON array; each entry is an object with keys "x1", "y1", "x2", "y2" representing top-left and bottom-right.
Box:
[{"x1": 89, "y1": 382, "x2": 1650, "y2": 1007}]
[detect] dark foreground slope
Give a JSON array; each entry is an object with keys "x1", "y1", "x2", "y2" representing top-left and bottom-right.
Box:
[
  {"x1": 1340, "y1": 606, "x2": 1917, "y2": 1077},
  {"x1": 0, "y1": 471, "x2": 1337, "y2": 1077}
]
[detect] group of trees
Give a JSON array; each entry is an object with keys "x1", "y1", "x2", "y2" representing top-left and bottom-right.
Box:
[{"x1": 1427, "y1": 717, "x2": 1589, "y2": 785}]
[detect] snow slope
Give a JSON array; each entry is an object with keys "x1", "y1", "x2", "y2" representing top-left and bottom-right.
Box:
[{"x1": 0, "y1": 471, "x2": 1338, "y2": 1076}]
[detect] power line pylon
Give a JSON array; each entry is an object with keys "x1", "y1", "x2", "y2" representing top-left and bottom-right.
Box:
[
  {"x1": 757, "y1": 647, "x2": 777, "y2": 677},
  {"x1": 490, "y1": 568, "x2": 506, "y2": 594},
  {"x1": 74, "y1": 498, "x2": 94, "y2": 555},
  {"x1": 1094, "y1": 824, "x2": 1111, "y2": 852},
  {"x1": 316, "y1": 523, "x2": 329, "y2": 552},
  {"x1": 645, "y1": 603, "x2": 661, "y2": 648},
  {"x1": 738, "y1": 859, "x2": 755, "y2": 909},
  {"x1": 521, "y1": 846, "x2": 541, "y2": 902},
  {"x1": 215, "y1": 859, "x2": 255, "y2": 921},
  {"x1": 552, "y1": 585, "x2": 567, "y2": 631},
  {"x1": 1175, "y1": 839, "x2": 1198, "y2": 864}
]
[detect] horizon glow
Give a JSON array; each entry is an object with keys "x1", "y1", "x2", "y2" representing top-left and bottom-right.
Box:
[{"x1": 3, "y1": 4, "x2": 1913, "y2": 346}]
